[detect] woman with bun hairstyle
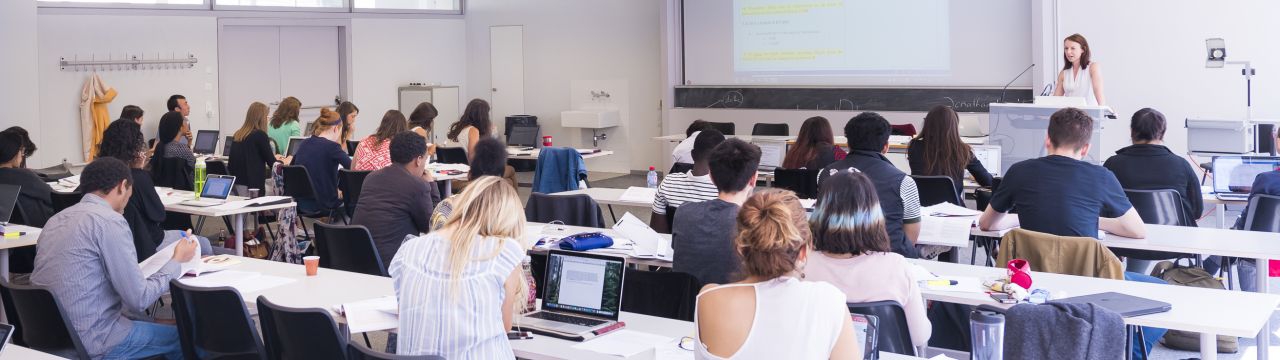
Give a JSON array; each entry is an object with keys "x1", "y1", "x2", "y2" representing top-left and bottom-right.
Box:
[{"x1": 290, "y1": 107, "x2": 351, "y2": 216}]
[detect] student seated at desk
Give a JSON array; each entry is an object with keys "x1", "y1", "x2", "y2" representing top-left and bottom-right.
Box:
[
  {"x1": 979, "y1": 107, "x2": 1146, "y2": 239},
  {"x1": 353, "y1": 133, "x2": 440, "y2": 268},
  {"x1": 353, "y1": 110, "x2": 408, "y2": 171},
  {"x1": 267, "y1": 96, "x2": 302, "y2": 155},
  {"x1": 804, "y1": 171, "x2": 931, "y2": 348},
  {"x1": 672, "y1": 120, "x2": 713, "y2": 170},
  {"x1": 818, "y1": 112, "x2": 923, "y2": 259},
  {"x1": 0, "y1": 129, "x2": 51, "y2": 275},
  {"x1": 907, "y1": 105, "x2": 994, "y2": 194},
  {"x1": 650, "y1": 129, "x2": 726, "y2": 233},
  {"x1": 407, "y1": 101, "x2": 439, "y2": 157},
  {"x1": 337, "y1": 101, "x2": 360, "y2": 145},
  {"x1": 673, "y1": 138, "x2": 759, "y2": 285},
  {"x1": 2, "y1": 126, "x2": 36, "y2": 169},
  {"x1": 156, "y1": 112, "x2": 195, "y2": 167},
  {"x1": 291, "y1": 108, "x2": 351, "y2": 216},
  {"x1": 116, "y1": 105, "x2": 144, "y2": 126},
  {"x1": 444, "y1": 99, "x2": 515, "y2": 185},
  {"x1": 390, "y1": 176, "x2": 529, "y2": 359},
  {"x1": 695, "y1": 189, "x2": 860, "y2": 359},
  {"x1": 229, "y1": 102, "x2": 287, "y2": 192},
  {"x1": 781, "y1": 116, "x2": 845, "y2": 170},
  {"x1": 431, "y1": 137, "x2": 513, "y2": 230},
  {"x1": 32, "y1": 157, "x2": 199, "y2": 360}
]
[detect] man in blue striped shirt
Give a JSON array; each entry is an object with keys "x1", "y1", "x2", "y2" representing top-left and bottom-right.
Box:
[{"x1": 32, "y1": 157, "x2": 198, "y2": 359}]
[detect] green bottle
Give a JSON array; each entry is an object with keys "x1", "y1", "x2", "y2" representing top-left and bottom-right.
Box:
[{"x1": 194, "y1": 157, "x2": 206, "y2": 199}]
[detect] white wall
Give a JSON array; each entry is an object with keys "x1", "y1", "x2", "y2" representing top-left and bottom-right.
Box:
[
  {"x1": 1057, "y1": 0, "x2": 1280, "y2": 156},
  {"x1": 36, "y1": 14, "x2": 219, "y2": 167},
  {"x1": 0, "y1": 0, "x2": 41, "y2": 165},
  {"x1": 349, "y1": 18, "x2": 468, "y2": 138},
  {"x1": 465, "y1": 0, "x2": 663, "y2": 174}
]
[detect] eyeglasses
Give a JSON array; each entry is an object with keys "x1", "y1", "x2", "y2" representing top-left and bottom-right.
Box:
[{"x1": 678, "y1": 336, "x2": 695, "y2": 351}]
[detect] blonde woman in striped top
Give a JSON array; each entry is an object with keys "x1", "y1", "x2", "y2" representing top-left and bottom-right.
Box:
[{"x1": 390, "y1": 176, "x2": 530, "y2": 359}]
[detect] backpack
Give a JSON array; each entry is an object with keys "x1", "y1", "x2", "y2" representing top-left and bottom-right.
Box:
[{"x1": 1150, "y1": 261, "x2": 1238, "y2": 353}]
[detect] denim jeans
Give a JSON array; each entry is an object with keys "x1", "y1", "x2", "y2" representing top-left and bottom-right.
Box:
[
  {"x1": 1203, "y1": 256, "x2": 1258, "y2": 292},
  {"x1": 160, "y1": 230, "x2": 214, "y2": 256},
  {"x1": 101, "y1": 321, "x2": 182, "y2": 360},
  {"x1": 1124, "y1": 271, "x2": 1169, "y2": 360}
]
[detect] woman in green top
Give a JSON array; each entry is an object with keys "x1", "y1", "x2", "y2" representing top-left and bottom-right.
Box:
[{"x1": 267, "y1": 96, "x2": 302, "y2": 154}]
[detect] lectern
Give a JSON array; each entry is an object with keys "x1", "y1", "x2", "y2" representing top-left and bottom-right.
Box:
[{"x1": 987, "y1": 103, "x2": 1113, "y2": 174}]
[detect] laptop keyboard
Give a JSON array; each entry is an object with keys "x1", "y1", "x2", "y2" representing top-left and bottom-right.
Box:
[{"x1": 527, "y1": 312, "x2": 606, "y2": 327}]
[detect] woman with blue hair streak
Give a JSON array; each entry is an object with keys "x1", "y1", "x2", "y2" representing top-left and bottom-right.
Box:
[{"x1": 802, "y1": 170, "x2": 932, "y2": 348}]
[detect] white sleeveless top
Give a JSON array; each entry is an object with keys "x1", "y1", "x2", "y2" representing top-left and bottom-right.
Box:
[
  {"x1": 694, "y1": 277, "x2": 849, "y2": 360},
  {"x1": 1059, "y1": 64, "x2": 1099, "y2": 106}
]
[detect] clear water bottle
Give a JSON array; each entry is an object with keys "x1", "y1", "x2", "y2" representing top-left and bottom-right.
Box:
[
  {"x1": 970, "y1": 308, "x2": 1005, "y2": 360},
  {"x1": 646, "y1": 166, "x2": 658, "y2": 188},
  {"x1": 194, "y1": 157, "x2": 207, "y2": 199}
]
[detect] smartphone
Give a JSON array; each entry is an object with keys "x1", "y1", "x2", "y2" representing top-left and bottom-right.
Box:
[
  {"x1": 506, "y1": 330, "x2": 532, "y2": 340},
  {"x1": 989, "y1": 293, "x2": 1017, "y2": 304}
]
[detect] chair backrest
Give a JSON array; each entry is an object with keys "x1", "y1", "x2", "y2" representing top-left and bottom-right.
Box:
[
  {"x1": 169, "y1": 280, "x2": 267, "y2": 360},
  {"x1": 847, "y1": 300, "x2": 915, "y2": 356},
  {"x1": 338, "y1": 169, "x2": 372, "y2": 219},
  {"x1": 621, "y1": 269, "x2": 700, "y2": 321},
  {"x1": 707, "y1": 122, "x2": 735, "y2": 135},
  {"x1": 151, "y1": 156, "x2": 195, "y2": 190},
  {"x1": 436, "y1": 147, "x2": 468, "y2": 165},
  {"x1": 348, "y1": 341, "x2": 444, "y2": 360},
  {"x1": 524, "y1": 193, "x2": 605, "y2": 228},
  {"x1": 0, "y1": 282, "x2": 21, "y2": 347},
  {"x1": 312, "y1": 223, "x2": 387, "y2": 276},
  {"x1": 772, "y1": 168, "x2": 820, "y2": 199},
  {"x1": 1243, "y1": 193, "x2": 1280, "y2": 233},
  {"x1": 207, "y1": 160, "x2": 229, "y2": 176},
  {"x1": 751, "y1": 123, "x2": 789, "y2": 136},
  {"x1": 281, "y1": 165, "x2": 320, "y2": 202},
  {"x1": 1123, "y1": 189, "x2": 1191, "y2": 226},
  {"x1": 664, "y1": 205, "x2": 678, "y2": 234},
  {"x1": 1, "y1": 280, "x2": 89, "y2": 358},
  {"x1": 997, "y1": 228, "x2": 1124, "y2": 280},
  {"x1": 668, "y1": 162, "x2": 694, "y2": 175},
  {"x1": 910, "y1": 175, "x2": 962, "y2": 207},
  {"x1": 256, "y1": 296, "x2": 348, "y2": 360}
]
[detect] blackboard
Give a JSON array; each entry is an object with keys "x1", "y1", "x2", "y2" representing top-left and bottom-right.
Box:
[{"x1": 674, "y1": 87, "x2": 1034, "y2": 113}]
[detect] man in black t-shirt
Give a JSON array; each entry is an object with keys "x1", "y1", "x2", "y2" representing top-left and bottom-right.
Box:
[{"x1": 979, "y1": 107, "x2": 1146, "y2": 239}]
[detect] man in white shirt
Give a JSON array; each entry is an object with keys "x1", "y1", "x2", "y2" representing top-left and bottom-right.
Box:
[{"x1": 651, "y1": 129, "x2": 725, "y2": 233}]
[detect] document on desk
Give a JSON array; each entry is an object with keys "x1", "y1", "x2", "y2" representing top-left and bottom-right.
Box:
[
  {"x1": 571, "y1": 330, "x2": 672, "y2": 357},
  {"x1": 339, "y1": 296, "x2": 399, "y2": 334},
  {"x1": 140, "y1": 240, "x2": 203, "y2": 277},
  {"x1": 918, "y1": 214, "x2": 976, "y2": 247},
  {"x1": 799, "y1": 199, "x2": 816, "y2": 209},
  {"x1": 57, "y1": 175, "x2": 81, "y2": 187},
  {"x1": 619, "y1": 187, "x2": 658, "y2": 203},
  {"x1": 613, "y1": 212, "x2": 672, "y2": 260},
  {"x1": 923, "y1": 203, "x2": 981, "y2": 217},
  {"x1": 179, "y1": 270, "x2": 295, "y2": 294}
]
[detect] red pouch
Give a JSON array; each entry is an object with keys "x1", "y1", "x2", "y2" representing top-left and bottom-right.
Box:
[{"x1": 1007, "y1": 259, "x2": 1032, "y2": 289}]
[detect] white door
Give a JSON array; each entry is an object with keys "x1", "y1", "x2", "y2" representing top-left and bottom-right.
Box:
[
  {"x1": 490, "y1": 25, "x2": 526, "y2": 131},
  {"x1": 219, "y1": 25, "x2": 341, "y2": 137}
]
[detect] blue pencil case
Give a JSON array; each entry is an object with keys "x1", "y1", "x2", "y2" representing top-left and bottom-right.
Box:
[{"x1": 557, "y1": 232, "x2": 614, "y2": 251}]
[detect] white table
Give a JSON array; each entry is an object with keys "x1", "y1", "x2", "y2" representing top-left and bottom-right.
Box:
[
  {"x1": 0, "y1": 345, "x2": 64, "y2": 360},
  {"x1": 911, "y1": 259, "x2": 1280, "y2": 360},
  {"x1": 508, "y1": 148, "x2": 615, "y2": 161},
  {"x1": 553, "y1": 188, "x2": 654, "y2": 223},
  {"x1": 161, "y1": 190, "x2": 296, "y2": 257},
  {"x1": 0, "y1": 225, "x2": 39, "y2": 281},
  {"x1": 218, "y1": 257, "x2": 394, "y2": 315},
  {"x1": 1202, "y1": 192, "x2": 1248, "y2": 229},
  {"x1": 528, "y1": 222, "x2": 673, "y2": 269}
]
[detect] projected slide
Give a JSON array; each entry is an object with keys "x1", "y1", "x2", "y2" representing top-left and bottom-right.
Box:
[{"x1": 733, "y1": 0, "x2": 949, "y2": 77}]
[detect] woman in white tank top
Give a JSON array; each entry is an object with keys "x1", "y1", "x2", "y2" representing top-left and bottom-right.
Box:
[
  {"x1": 1054, "y1": 33, "x2": 1106, "y2": 106},
  {"x1": 694, "y1": 190, "x2": 860, "y2": 359}
]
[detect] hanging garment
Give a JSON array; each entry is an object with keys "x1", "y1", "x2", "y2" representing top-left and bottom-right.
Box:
[{"x1": 80, "y1": 73, "x2": 117, "y2": 161}]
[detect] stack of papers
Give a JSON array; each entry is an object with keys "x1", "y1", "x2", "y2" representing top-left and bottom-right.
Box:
[
  {"x1": 619, "y1": 187, "x2": 657, "y2": 203},
  {"x1": 57, "y1": 175, "x2": 80, "y2": 187},
  {"x1": 612, "y1": 212, "x2": 672, "y2": 260},
  {"x1": 923, "y1": 203, "x2": 981, "y2": 217},
  {"x1": 207, "y1": 196, "x2": 292, "y2": 211},
  {"x1": 337, "y1": 296, "x2": 399, "y2": 334},
  {"x1": 179, "y1": 270, "x2": 296, "y2": 294},
  {"x1": 918, "y1": 215, "x2": 976, "y2": 247},
  {"x1": 571, "y1": 330, "x2": 673, "y2": 357}
]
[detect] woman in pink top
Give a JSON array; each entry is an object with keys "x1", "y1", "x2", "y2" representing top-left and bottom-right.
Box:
[
  {"x1": 804, "y1": 170, "x2": 932, "y2": 348},
  {"x1": 353, "y1": 110, "x2": 409, "y2": 171}
]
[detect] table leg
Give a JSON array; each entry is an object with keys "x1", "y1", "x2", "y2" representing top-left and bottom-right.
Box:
[
  {"x1": 444, "y1": 180, "x2": 453, "y2": 199},
  {"x1": 1259, "y1": 256, "x2": 1271, "y2": 360},
  {"x1": 235, "y1": 213, "x2": 245, "y2": 257},
  {"x1": 1218, "y1": 203, "x2": 1227, "y2": 229},
  {"x1": 607, "y1": 205, "x2": 617, "y2": 224},
  {"x1": 0, "y1": 249, "x2": 9, "y2": 282},
  {"x1": 1200, "y1": 332, "x2": 1219, "y2": 360}
]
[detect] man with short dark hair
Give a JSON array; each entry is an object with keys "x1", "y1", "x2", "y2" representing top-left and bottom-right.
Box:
[
  {"x1": 166, "y1": 94, "x2": 192, "y2": 143},
  {"x1": 118, "y1": 105, "x2": 145, "y2": 125},
  {"x1": 351, "y1": 132, "x2": 441, "y2": 268},
  {"x1": 32, "y1": 157, "x2": 198, "y2": 360},
  {"x1": 818, "y1": 112, "x2": 923, "y2": 258},
  {"x1": 672, "y1": 138, "x2": 761, "y2": 285},
  {"x1": 650, "y1": 129, "x2": 726, "y2": 233},
  {"x1": 980, "y1": 107, "x2": 1147, "y2": 239}
]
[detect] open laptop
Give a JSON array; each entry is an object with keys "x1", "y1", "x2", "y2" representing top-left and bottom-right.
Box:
[
  {"x1": 0, "y1": 184, "x2": 20, "y2": 225},
  {"x1": 507, "y1": 124, "x2": 540, "y2": 149},
  {"x1": 286, "y1": 137, "x2": 305, "y2": 157},
  {"x1": 193, "y1": 130, "x2": 220, "y2": 155},
  {"x1": 180, "y1": 175, "x2": 236, "y2": 207},
  {"x1": 222, "y1": 136, "x2": 234, "y2": 157},
  {"x1": 1052, "y1": 292, "x2": 1171, "y2": 317},
  {"x1": 751, "y1": 139, "x2": 787, "y2": 171},
  {"x1": 1212, "y1": 155, "x2": 1280, "y2": 200},
  {"x1": 971, "y1": 145, "x2": 1002, "y2": 177},
  {"x1": 517, "y1": 250, "x2": 626, "y2": 340}
]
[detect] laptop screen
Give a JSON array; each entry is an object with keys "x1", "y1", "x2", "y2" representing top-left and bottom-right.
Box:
[
  {"x1": 508, "y1": 125, "x2": 539, "y2": 147},
  {"x1": 286, "y1": 137, "x2": 304, "y2": 156},
  {"x1": 223, "y1": 136, "x2": 234, "y2": 157},
  {"x1": 542, "y1": 250, "x2": 625, "y2": 319},
  {"x1": 200, "y1": 175, "x2": 236, "y2": 199},
  {"x1": 1212, "y1": 156, "x2": 1280, "y2": 193},
  {"x1": 193, "y1": 130, "x2": 219, "y2": 154},
  {"x1": 972, "y1": 145, "x2": 1001, "y2": 177},
  {"x1": 753, "y1": 140, "x2": 786, "y2": 170},
  {"x1": 0, "y1": 184, "x2": 19, "y2": 225}
]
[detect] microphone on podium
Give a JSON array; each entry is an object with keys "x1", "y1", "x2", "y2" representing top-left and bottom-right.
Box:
[{"x1": 999, "y1": 64, "x2": 1036, "y2": 103}]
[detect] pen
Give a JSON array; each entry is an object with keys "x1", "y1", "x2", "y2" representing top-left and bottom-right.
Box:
[{"x1": 3, "y1": 232, "x2": 26, "y2": 237}]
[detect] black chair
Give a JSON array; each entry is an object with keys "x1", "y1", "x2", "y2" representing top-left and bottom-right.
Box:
[
  {"x1": 151, "y1": 156, "x2": 195, "y2": 191},
  {"x1": 338, "y1": 169, "x2": 371, "y2": 219},
  {"x1": 282, "y1": 165, "x2": 343, "y2": 223},
  {"x1": 772, "y1": 168, "x2": 820, "y2": 199},
  {"x1": 313, "y1": 223, "x2": 387, "y2": 277},
  {"x1": 663, "y1": 205, "x2": 678, "y2": 235},
  {"x1": 346, "y1": 140, "x2": 360, "y2": 157},
  {"x1": 706, "y1": 122, "x2": 735, "y2": 135},
  {"x1": 751, "y1": 123, "x2": 789, "y2": 136},
  {"x1": 1243, "y1": 193, "x2": 1280, "y2": 232},
  {"x1": 524, "y1": 193, "x2": 605, "y2": 228},
  {"x1": 436, "y1": 147, "x2": 468, "y2": 165},
  {"x1": 1, "y1": 280, "x2": 89, "y2": 359},
  {"x1": 621, "y1": 269, "x2": 700, "y2": 321},
  {"x1": 257, "y1": 296, "x2": 348, "y2": 360},
  {"x1": 50, "y1": 191, "x2": 84, "y2": 213},
  {"x1": 169, "y1": 281, "x2": 267, "y2": 360},
  {"x1": 911, "y1": 175, "x2": 963, "y2": 207},
  {"x1": 1112, "y1": 189, "x2": 1196, "y2": 262},
  {"x1": 668, "y1": 162, "x2": 693, "y2": 175},
  {"x1": 207, "y1": 159, "x2": 229, "y2": 176},
  {"x1": 347, "y1": 341, "x2": 443, "y2": 360},
  {"x1": 848, "y1": 300, "x2": 916, "y2": 356}
]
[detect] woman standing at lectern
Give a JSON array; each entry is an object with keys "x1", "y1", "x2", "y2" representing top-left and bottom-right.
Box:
[{"x1": 1054, "y1": 33, "x2": 1106, "y2": 106}]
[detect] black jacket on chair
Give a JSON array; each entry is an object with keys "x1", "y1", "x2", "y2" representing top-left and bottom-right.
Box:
[{"x1": 150, "y1": 156, "x2": 194, "y2": 191}]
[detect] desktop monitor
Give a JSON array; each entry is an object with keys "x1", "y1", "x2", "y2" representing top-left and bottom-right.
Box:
[{"x1": 193, "y1": 130, "x2": 220, "y2": 155}]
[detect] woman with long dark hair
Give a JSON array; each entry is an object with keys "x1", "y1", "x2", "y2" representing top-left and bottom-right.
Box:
[
  {"x1": 907, "y1": 105, "x2": 993, "y2": 193},
  {"x1": 353, "y1": 110, "x2": 409, "y2": 171},
  {"x1": 229, "y1": 102, "x2": 284, "y2": 191},
  {"x1": 1053, "y1": 33, "x2": 1106, "y2": 106},
  {"x1": 781, "y1": 116, "x2": 845, "y2": 169},
  {"x1": 268, "y1": 96, "x2": 302, "y2": 154},
  {"x1": 337, "y1": 101, "x2": 360, "y2": 144},
  {"x1": 408, "y1": 101, "x2": 439, "y2": 157},
  {"x1": 446, "y1": 99, "x2": 494, "y2": 162}
]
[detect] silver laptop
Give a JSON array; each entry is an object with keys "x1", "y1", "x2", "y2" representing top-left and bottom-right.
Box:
[
  {"x1": 180, "y1": 175, "x2": 236, "y2": 207},
  {"x1": 751, "y1": 139, "x2": 787, "y2": 171},
  {"x1": 0, "y1": 184, "x2": 19, "y2": 225},
  {"x1": 517, "y1": 250, "x2": 626, "y2": 339},
  {"x1": 1052, "y1": 292, "x2": 1171, "y2": 317},
  {"x1": 192, "y1": 130, "x2": 220, "y2": 155},
  {"x1": 1211, "y1": 156, "x2": 1280, "y2": 201}
]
